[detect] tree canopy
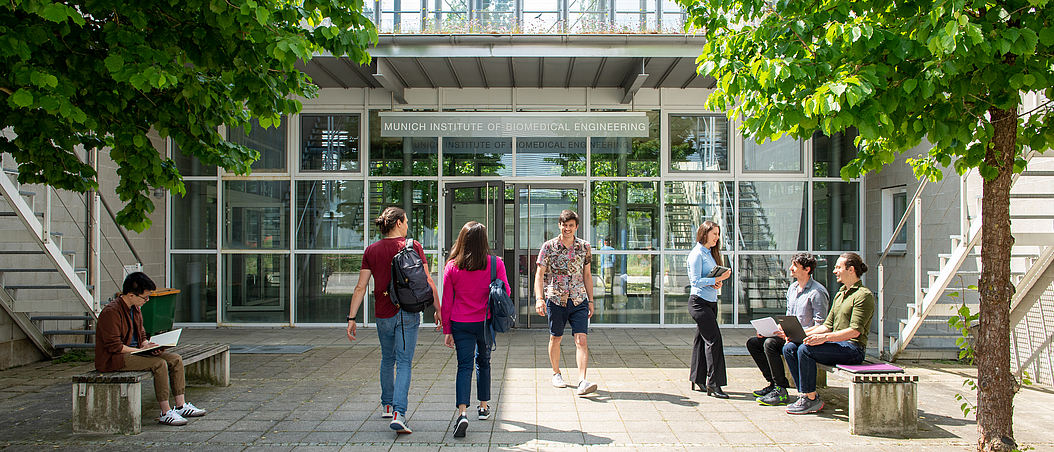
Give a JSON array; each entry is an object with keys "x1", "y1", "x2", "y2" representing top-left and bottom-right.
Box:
[
  {"x1": 1, "y1": 0, "x2": 377, "y2": 231},
  {"x1": 676, "y1": 0, "x2": 1053, "y2": 449}
]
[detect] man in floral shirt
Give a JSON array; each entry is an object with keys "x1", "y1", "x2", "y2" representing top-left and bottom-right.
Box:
[{"x1": 534, "y1": 210, "x2": 597, "y2": 396}]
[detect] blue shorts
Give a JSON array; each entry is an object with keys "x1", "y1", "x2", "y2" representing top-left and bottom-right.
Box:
[{"x1": 547, "y1": 298, "x2": 590, "y2": 337}]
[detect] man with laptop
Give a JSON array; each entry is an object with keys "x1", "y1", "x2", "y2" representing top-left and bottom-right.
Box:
[{"x1": 747, "y1": 253, "x2": 829, "y2": 406}]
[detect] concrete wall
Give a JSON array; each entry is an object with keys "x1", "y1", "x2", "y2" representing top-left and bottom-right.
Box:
[
  {"x1": 0, "y1": 132, "x2": 167, "y2": 369},
  {"x1": 862, "y1": 146, "x2": 969, "y2": 354}
]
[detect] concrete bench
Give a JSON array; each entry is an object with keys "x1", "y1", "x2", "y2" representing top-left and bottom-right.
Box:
[
  {"x1": 72, "y1": 344, "x2": 229, "y2": 434},
  {"x1": 816, "y1": 362, "x2": 919, "y2": 436}
]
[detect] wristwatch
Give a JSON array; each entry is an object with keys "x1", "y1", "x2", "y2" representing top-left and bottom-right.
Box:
[{"x1": 347, "y1": 315, "x2": 356, "y2": 322}]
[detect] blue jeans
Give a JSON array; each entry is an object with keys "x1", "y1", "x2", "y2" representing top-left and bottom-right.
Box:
[
  {"x1": 782, "y1": 340, "x2": 865, "y2": 394},
  {"x1": 377, "y1": 312, "x2": 420, "y2": 415},
  {"x1": 451, "y1": 321, "x2": 491, "y2": 408}
]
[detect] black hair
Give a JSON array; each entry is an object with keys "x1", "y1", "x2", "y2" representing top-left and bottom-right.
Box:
[
  {"x1": 791, "y1": 252, "x2": 817, "y2": 275},
  {"x1": 122, "y1": 272, "x2": 156, "y2": 296}
]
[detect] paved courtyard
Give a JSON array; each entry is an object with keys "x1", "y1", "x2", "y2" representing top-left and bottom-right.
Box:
[{"x1": 0, "y1": 327, "x2": 1051, "y2": 451}]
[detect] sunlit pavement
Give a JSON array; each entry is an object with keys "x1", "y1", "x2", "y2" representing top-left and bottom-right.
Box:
[{"x1": 1, "y1": 327, "x2": 1051, "y2": 451}]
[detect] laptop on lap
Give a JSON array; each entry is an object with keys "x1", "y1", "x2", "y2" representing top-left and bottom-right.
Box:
[{"x1": 775, "y1": 316, "x2": 808, "y2": 343}]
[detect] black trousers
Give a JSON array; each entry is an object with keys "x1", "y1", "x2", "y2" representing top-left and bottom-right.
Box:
[
  {"x1": 688, "y1": 295, "x2": 727, "y2": 388},
  {"x1": 746, "y1": 335, "x2": 790, "y2": 388}
]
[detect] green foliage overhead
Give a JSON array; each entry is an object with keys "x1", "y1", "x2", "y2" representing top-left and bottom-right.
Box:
[
  {"x1": 1, "y1": 0, "x2": 377, "y2": 232},
  {"x1": 677, "y1": 0, "x2": 1054, "y2": 182}
]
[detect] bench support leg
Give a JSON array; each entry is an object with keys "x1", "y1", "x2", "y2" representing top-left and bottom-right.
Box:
[
  {"x1": 849, "y1": 381, "x2": 918, "y2": 436},
  {"x1": 185, "y1": 350, "x2": 231, "y2": 387},
  {"x1": 72, "y1": 382, "x2": 142, "y2": 434}
]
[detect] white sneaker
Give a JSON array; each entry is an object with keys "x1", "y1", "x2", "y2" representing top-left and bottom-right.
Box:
[
  {"x1": 176, "y1": 402, "x2": 206, "y2": 417},
  {"x1": 158, "y1": 409, "x2": 188, "y2": 425},
  {"x1": 381, "y1": 404, "x2": 394, "y2": 418},
  {"x1": 576, "y1": 379, "x2": 598, "y2": 396},
  {"x1": 552, "y1": 373, "x2": 568, "y2": 388},
  {"x1": 389, "y1": 412, "x2": 412, "y2": 434}
]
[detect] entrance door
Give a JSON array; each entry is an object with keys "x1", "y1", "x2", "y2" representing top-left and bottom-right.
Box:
[
  {"x1": 445, "y1": 182, "x2": 504, "y2": 255},
  {"x1": 514, "y1": 184, "x2": 583, "y2": 328}
]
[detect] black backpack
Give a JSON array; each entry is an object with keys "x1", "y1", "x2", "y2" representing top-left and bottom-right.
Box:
[
  {"x1": 389, "y1": 239, "x2": 434, "y2": 313},
  {"x1": 488, "y1": 255, "x2": 516, "y2": 333}
]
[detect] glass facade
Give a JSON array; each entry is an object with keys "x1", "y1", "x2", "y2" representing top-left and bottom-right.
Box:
[{"x1": 169, "y1": 105, "x2": 860, "y2": 328}]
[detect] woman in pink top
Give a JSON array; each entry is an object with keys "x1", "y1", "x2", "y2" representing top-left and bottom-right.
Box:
[{"x1": 442, "y1": 221, "x2": 510, "y2": 438}]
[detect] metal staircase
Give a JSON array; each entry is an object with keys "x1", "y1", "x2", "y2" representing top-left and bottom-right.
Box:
[
  {"x1": 0, "y1": 167, "x2": 97, "y2": 356},
  {"x1": 890, "y1": 150, "x2": 1054, "y2": 361}
]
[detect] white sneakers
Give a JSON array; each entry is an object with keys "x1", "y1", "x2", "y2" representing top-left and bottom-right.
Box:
[
  {"x1": 576, "y1": 380, "x2": 598, "y2": 396},
  {"x1": 158, "y1": 409, "x2": 188, "y2": 426},
  {"x1": 552, "y1": 373, "x2": 598, "y2": 396},
  {"x1": 552, "y1": 373, "x2": 568, "y2": 388},
  {"x1": 381, "y1": 404, "x2": 394, "y2": 419},
  {"x1": 176, "y1": 402, "x2": 206, "y2": 417}
]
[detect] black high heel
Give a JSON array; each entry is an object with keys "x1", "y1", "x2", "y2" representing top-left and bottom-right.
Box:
[
  {"x1": 690, "y1": 382, "x2": 705, "y2": 392},
  {"x1": 707, "y1": 385, "x2": 730, "y2": 399}
]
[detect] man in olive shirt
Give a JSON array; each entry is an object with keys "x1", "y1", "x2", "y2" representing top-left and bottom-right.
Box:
[{"x1": 781, "y1": 252, "x2": 874, "y2": 415}]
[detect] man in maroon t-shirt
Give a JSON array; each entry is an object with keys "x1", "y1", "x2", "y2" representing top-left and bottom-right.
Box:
[{"x1": 346, "y1": 207, "x2": 439, "y2": 434}]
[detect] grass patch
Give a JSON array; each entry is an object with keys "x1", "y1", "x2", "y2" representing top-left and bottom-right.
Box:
[{"x1": 53, "y1": 350, "x2": 93, "y2": 364}]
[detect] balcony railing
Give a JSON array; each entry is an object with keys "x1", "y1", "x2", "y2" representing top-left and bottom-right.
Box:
[{"x1": 367, "y1": 0, "x2": 688, "y2": 34}]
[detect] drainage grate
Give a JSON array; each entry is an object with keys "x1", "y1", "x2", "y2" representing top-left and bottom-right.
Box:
[{"x1": 229, "y1": 345, "x2": 315, "y2": 354}]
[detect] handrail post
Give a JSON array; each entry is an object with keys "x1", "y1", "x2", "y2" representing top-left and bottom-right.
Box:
[
  {"x1": 43, "y1": 186, "x2": 52, "y2": 245},
  {"x1": 914, "y1": 197, "x2": 923, "y2": 309},
  {"x1": 961, "y1": 172, "x2": 968, "y2": 240},
  {"x1": 878, "y1": 264, "x2": 884, "y2": 356},
  {"x1": 93, "y1": 191, "x2": 102, "y2": 311}
]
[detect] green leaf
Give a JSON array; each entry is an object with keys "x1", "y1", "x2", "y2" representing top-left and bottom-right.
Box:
[
  {"x1": 1040, "y1": 27, "x2": 1054, "y2": 46},
  {"x1": 40, "y1": 3, "x2": 70, "y2": 22},
  {"x1": 104, "y1": 54, "x2": 125, "y2": 73},
  {"x1": 10, "y1": 89, "x2": 34, "y2": 107},
  {"x1": 903, "y1": 79, "x2": 917, "y2": 94}
]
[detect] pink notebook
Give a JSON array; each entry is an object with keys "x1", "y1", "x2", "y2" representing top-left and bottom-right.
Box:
[{"x1": 836, "y1": 363, "x2": 904, "y2": 373}]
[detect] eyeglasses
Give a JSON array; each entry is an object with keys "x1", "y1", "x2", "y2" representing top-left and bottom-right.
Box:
[{"x1": 134, "y1": 293, "x2": 151, "y2": 301}]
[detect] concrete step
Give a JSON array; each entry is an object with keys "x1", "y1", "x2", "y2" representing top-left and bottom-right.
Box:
[
  {"x1": 53, "y1": 343, "x2": 94, "y2": 350},
  {"x1": 31, "y1": 315, "x2": 93, "y2": 321},
  {"x1": 43, "y1": 330, "x2": 95, "y2": 335},
  {"x1": 13, "y1": 300, "x2": 92, "y2": 313},
  {"x1": 907, "y1": 302, "x2": 978, "y2": 317}
]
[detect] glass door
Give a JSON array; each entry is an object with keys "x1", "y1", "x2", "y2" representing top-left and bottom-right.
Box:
[
  {"x1": 514, "y1": 184, "x2": 583, "y2": 328},
  {"x1": 445, "y1": 182, "x2": 505, "y2": 254}
]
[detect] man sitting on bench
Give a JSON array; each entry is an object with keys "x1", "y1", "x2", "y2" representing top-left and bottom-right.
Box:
[
  {"x1": 95, "y1": 272, "x2": 207, "y2": 426},
  {"x1": 781, "y1": 252, "x2": 874, "y2": 415}
]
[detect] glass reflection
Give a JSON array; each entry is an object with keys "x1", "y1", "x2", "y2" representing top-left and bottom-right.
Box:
[
  {"x1": 592, "y1": 110, "x2": 659, "y2": 177},
  {"x1": 295, "y1": 254, "x2": 364, "y2": 323},
  {"x1": 591, "y1": 253, "x2": 658, "y2": 324},
  {"x1": 223, "y1": 181, "x2": 290, "y2": 250},
  {"x1": 228, "y1": 117, "x2": 287, "y2": 172},
  {"x1": 172, "y1": 181, "x2": 216, "y2": 250},
  {"x1": 443, "y1": 137, "x2": 512, "y2": 176},
  {"x1": 369, "y1": 111, "x2": 438, "y2": 177},
  {"x1": 744, "y1": 134, "x2": 802, "y2": 172},
  {"x1": 663, "y1": 181, "x2": 733, "y2": 250},
  {"x1": 663, "y1": 254, "x2": 734, "y2": 324},
  {"x1": 515, "y1": 137, "x2": 585, "y2": 177},
  {"x1": 737, "y1": 181, "x2": 807, "y2": 251},
  {"x1": 369, "y1": 180, "x2": 439, "y2": 249},
  {"x1": 814, "y1": 181, "x2": 860, "y2": 251},
  {"x1": 171, "y1": 141, "x2": 216, "y2": 177},
  {"x1": 813, "y1": 128, "x2": 859, "y2": 177},
  {"x1": 591, "y1": 181, "x2": 657, "y2": 250},
  {"x1": 171, "y1": 254, "x2": 216, "y2": 323},
  {"x1": 296, "y1": 180, "x2": 365, "y2": 250},
  {"x1": 222, "y1": 253, "x2": 290, "y2": 323},
  {"x1": 670, "y1": 115, "x2": 729, "y2": 172},
  {"x1": 736, "y1": 254, "x2": 794, "y2": 324},
  {"x1": 301, "y1": 114, "x2": 359, "y2": 172}
]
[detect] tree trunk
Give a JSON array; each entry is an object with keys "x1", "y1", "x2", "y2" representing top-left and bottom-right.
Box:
[{"x1": 976, "y1": 106, "x2": 1017, "y2": 452}]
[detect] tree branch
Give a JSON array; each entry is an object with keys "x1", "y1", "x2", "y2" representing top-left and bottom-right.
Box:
[{"x1": 0, "y1": 87, "x2": 12, "y2": 95}]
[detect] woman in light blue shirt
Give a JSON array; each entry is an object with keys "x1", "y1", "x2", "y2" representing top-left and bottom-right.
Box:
[{"x1": 686, "y1": 221, "x2": 732, "y2": 398}]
